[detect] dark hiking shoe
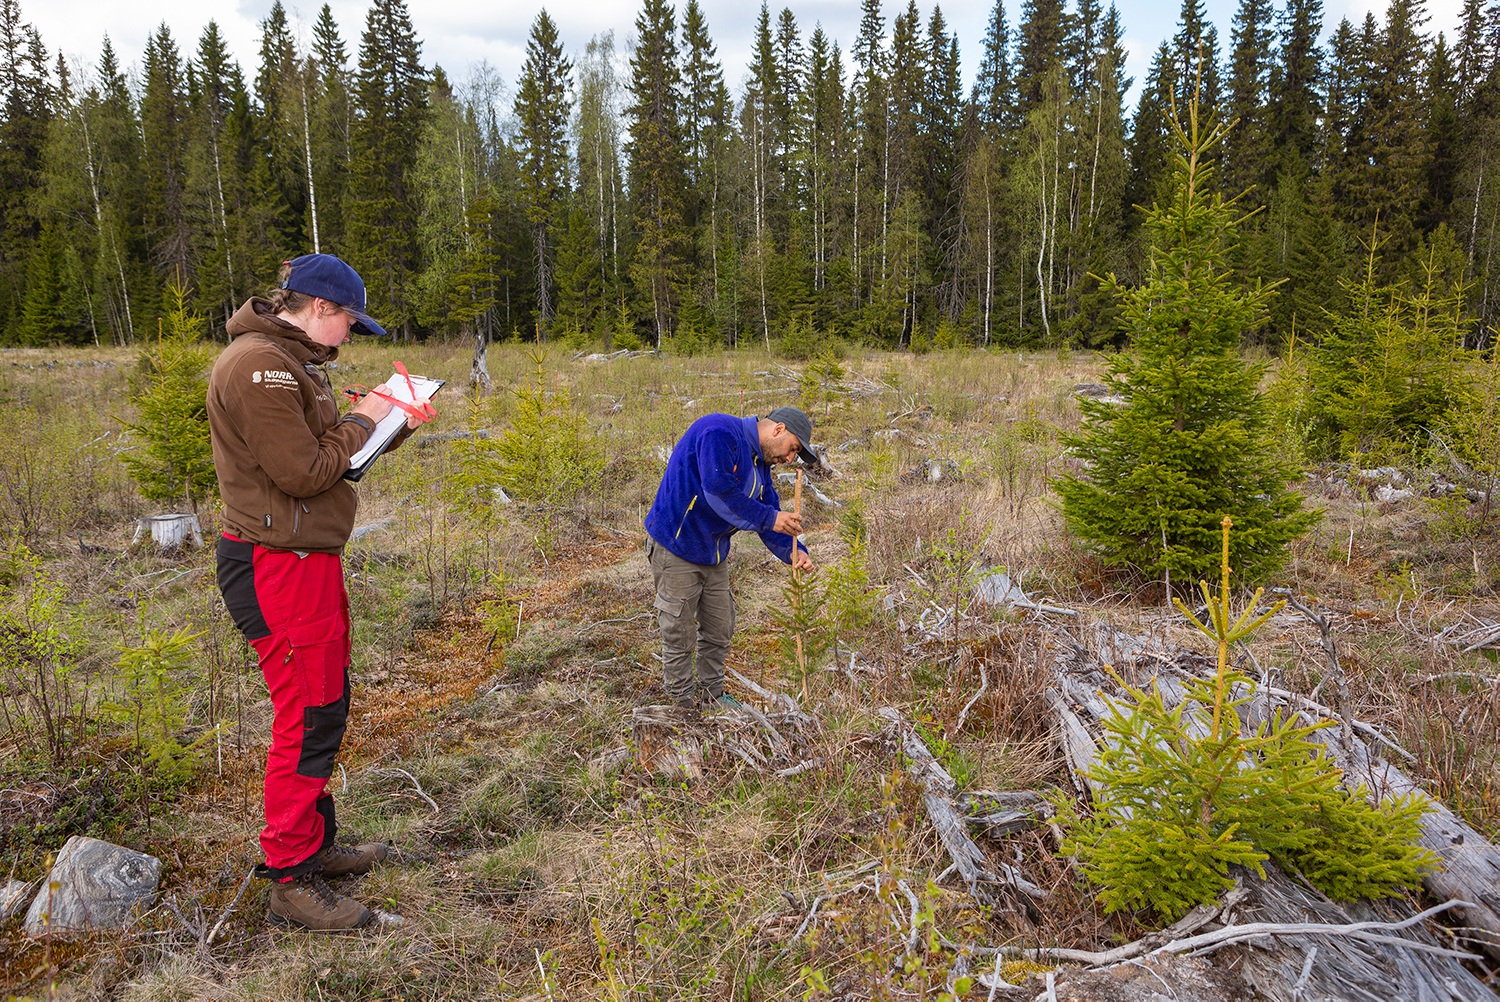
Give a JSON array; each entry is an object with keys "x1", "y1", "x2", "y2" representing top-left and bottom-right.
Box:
[
  {"x1": 316, "y1": 841, "x2": 389, "y2": 878},
  {"x1": 674, "y1": 695, "x2": 703, "y2": 720},
  {"x1": 267, "y1": 873, "x2": 372, "y2": 931}
]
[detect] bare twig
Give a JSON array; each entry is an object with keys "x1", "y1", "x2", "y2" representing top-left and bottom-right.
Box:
[
  {"x1": 957, "y1": 899, "x2": 1478, "y2": 967},
  {"x1": 1292, "y1": 946, "x2": 1318, "y2": 1001},
  {"x1": 204, "y1": 867, "x2": 256, "y2": 950},
  {"x1": 371, "y1": 767, "x2": 439, "y2": 812},
  {"x1": 775, "y1": 759, "x2": 822, "y2": 778},
  {"x1": 575, "y1": 612, "x2": 654, "y2": 635}
]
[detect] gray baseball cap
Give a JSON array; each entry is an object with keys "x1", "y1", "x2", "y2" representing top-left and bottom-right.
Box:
[{"x1": 767, "y1": 406, "x2": 818, "y2": 466}]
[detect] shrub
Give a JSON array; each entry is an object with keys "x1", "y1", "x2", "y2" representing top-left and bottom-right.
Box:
[{"x1": 1055, "y1": 520, "x2": 1440, "y2": 923}]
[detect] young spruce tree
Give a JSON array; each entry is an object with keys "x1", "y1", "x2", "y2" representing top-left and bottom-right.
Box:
[
  {"x1": 122, "y1": 281, "x2": 217, "y2": 511},
  {"x1": 1055, "y1": 98, "x2": 1318, "y2": 589}
]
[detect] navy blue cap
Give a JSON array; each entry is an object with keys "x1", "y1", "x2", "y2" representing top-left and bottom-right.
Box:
[{"x1": 281, "y1": 254, "x2": 387, "y2": 336}]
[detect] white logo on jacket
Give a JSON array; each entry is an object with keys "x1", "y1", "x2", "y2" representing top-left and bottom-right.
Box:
[{"x1": 255, "y1": 369, "x2": 299, "y2": 389}]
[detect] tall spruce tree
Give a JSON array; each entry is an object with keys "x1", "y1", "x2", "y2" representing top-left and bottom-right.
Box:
[
  {"x1": 309, "y1": 5, "x2": 353, "y2": 253},
  {"x1": 973, "y1": 0, "x2": 1017, "y2": 135},
  {"x1": 1222, "y1": 0, "x2": 1274, "y2": 200},
  {"x1": 1056, "y1": 100, "x2": 1318, "y2": 588},
  {"x1": 1127, "y1": 45, "x2": 1177, "y2": 237},
  {"x1": 347, "y1": 0, "x2": 427, "y2": 338},
  {"x1": 80, "y1": 37, "x2": 144, "y2": 342},
  {"x1": 254, "y1": 1, "x2": 303, "y2": 250},
  {"x1": 1267, "y1": 0, "x2": 1324, "y2": 177},
  {"x1": 625, "y1": 0, "x2": 690, "y2": 346},
  {"x1": 140, "y1": 24, "x2": 192, "y2": 289},
  {"x1": 185, "y1": 21, "x2": 248, "y2": 324},
  {"x1": 0, "y1": 0, "x2": 50, "y2": 337},
  {"x1": 514, "y1": 9, "x2": 573, "y2": 336},
  {"x1": 680, "y1": 0, "x2": 730, "y2": 325}
]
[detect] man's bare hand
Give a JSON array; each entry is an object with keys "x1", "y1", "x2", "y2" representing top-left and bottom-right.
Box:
[
  {"x1": 773, "y1": 511, "x2": 803, "y2": 536},
  {"x1": 792, "y1": 548, "x2": 813, "y2": 571}
]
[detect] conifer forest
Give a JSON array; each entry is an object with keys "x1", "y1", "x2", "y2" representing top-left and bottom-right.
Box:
[{"x1": 1, "y1": 0, "x2": 1497, "y2": 355}]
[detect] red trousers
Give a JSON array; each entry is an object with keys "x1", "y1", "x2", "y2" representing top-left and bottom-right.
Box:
[{"x1": 217, "y1": 535, "x2": 350, "y2": 878}]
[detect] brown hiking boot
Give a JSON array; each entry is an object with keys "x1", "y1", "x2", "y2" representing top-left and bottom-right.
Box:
[
  {"x1": 316, "y1": 841, "x2": 389, "y2": 878},
  {"x1": 267, "y1": 873, "x2": 372, "y2": 931}
]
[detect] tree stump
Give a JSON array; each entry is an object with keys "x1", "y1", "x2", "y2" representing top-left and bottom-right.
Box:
[
  {"x1": 631, "y1": 705, "x2": 704, "y2": 782},
  {"x1": 132, "y1": 513, "x2": 202, "y2": 550}
]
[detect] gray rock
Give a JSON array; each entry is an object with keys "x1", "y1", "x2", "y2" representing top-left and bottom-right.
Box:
[
  {"x1": 1358, "y1": 465, "x2": 1407, "y2": 486},
  {"x1": 23, "y1": 837, "x2": 161, "y2": 936},
  {"x1": 1073, "y1": 382, "x2": 1127, "y2": 405},
  {"x1": 1, "y1": 878, "x2": 34, "y2": 920},
  {"x1": 349, "y1": 518, "x2": 393, "y2": 541}
]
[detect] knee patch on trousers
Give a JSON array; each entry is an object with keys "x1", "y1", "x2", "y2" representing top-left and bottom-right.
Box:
[{"x1": 297, "y1": 675, "x2": 350, "y2": 779}]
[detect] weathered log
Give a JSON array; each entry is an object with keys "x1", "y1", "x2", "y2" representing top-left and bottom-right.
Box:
[
  {"x1": 1311, "y1": 710, "x2": 1500, "y2": 962},
  {"x1": 878, "y1": 706, "x2": 1047, "y2": 902}
]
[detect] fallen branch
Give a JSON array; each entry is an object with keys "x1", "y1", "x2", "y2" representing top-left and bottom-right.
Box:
[
  {"x1": 574, "y1": 612, "x2": 654, "y2": 635},
  {"x1": 774, "y1": 759, "x2": 821, "y2": 778},
  {"x1": 878, "y1": 706, "x2": 1046, "y2": 902},
  {"x1": 952, "y1": 662, "x2": 988, "y2": 734},
  {"x1": 727, "y1": 667, "x2": 809, "y2": 722},
  {"x1": 204, "y1": 867, "x2": 256, "y2": 951},
  {"x1": 955, "y1": 899, "x2": 1476, "y2": 967}
]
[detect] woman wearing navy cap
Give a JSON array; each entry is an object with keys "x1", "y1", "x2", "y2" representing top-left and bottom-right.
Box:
[{"x1": 207, "y1": 254, "x2": 434, "y2": 930}]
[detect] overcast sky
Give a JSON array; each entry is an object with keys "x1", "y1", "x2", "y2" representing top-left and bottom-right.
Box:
[{"x1": 32, "y1": 0, "x2": 1465, "y2": 115}]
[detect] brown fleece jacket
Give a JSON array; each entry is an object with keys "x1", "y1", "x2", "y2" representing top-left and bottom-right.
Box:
[{"x1": 207, "y1": 298, "x2": 404, "y2": 553}]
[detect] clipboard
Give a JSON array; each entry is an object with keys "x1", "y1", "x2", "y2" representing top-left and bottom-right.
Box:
[{"x1": 343, "y1": 372, "x2": 444, "y2": 482}]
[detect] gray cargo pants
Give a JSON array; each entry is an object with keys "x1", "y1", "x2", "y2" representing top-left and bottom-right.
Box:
[{"x1": 646, "y1": 536, "x2": 735, "y2": 702}]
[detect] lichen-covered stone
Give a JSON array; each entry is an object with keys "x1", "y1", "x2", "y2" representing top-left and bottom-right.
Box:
[{"x1": 23, "y1": 837, "x2": 161, "y2": 935}]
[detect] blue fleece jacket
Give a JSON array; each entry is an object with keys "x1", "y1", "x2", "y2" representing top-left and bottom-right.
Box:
[{"x1": 644, "y1": 413, "x2": 807, "y2": 566}]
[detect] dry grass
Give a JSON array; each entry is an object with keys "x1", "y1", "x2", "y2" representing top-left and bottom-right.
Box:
[{"x1": 5, "y1": 341, "x2": 1500, "y2": 998}]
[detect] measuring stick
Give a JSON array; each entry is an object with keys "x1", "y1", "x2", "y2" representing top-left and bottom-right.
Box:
[{"x1": 793, "y1": 468, "x2": 806, "y2": 699}]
